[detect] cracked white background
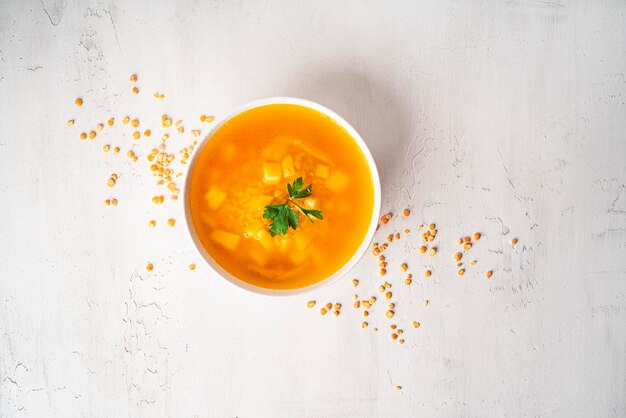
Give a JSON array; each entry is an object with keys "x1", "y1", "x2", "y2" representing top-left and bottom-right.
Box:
[{"x1": 1, "y1": 1, "x2": 625, "y2": 417}]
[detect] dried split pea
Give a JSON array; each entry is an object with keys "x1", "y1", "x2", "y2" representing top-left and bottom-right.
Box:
[
  {"x1": 399, "y1": 339, "x2": 405, "y2": 344},
  {"x1": 428, "y1": 247, "x2": 437, "y2": 256},
  {"x1": 404, "y1": 278, "x2": 412, "y2": 285},
  {"x1": 67, "y1": 119, "x2": 74, "y2": 126},
  {"x1": 363, "y1": 310, "x2": 369, "y2": 317},
  {"x1": 464, "y1": 243, "x2": 472, "y2": 251},
  {"x1": 424, "y1": 270, "x2": 431, "y2": 277},
  {"x1": 167, "y1": 219, "x2": 175, "y2": 227},
  {"x1": 400, "y1": 263, "x2": 408, "y2": 272},
  {"x1": 404, "y1": 229, "x2": 410, "y2": 234},
  {"x1": 334, "y1": 303, "x2": 342, "y2": 311},
  {"x1": 458, "y1": 269, "x2": 465, "y2": 276},
  {"x1": 390, "y1": 324, "x2": 397, "y2": 330},
  {"x1": 320, "y1": 308, "x2": 327, "y2": 315},
  {"x1": 454, "y1": 252, "x2": 462, "y2": 261},
  {"x1": 380, "y1": 269, "x2": 387, "y2": 276},
  {"x1": 104, "y1": 199, "x2": 111, "y2": 206},
  {"x1": 362, "y1": 301, "x2": 371, "y2": 309},
  {"x1": 385, "y1": 291, "x2": 392, "y2": 300},
  {"x1": 146, "y1": 263, "x2": 153, "y2": 271},
  {"x1": 122, "y1": 116, "x2": 130, "y2": 125},
  {"x1": 325, "y1": 303, "x2": 332, "y2": 310},
  {"x1": 378, "y1": 285, "x2": 385, "y2": 293},
  {"x1": 419, "y1": 246, "x2": 427, "y2": 254},
  {"x1": 189, "y1": 264, "x2": 196, "y2": 271},
  {"x1": 428, "y1": 223, "x2": 435, "y2": 230},
  {"x1": 113, "y1": 147, "x2": 120, "y2": 154},
  {"x1": 131, "y1": 119, "x2": 139, "y2": 127},
  {"x1": 96, "y1": 123, "x2": 104, "y2": 131},
  {"x1": 132, "y1": 131, "x2": 141, "y2": 140},
  {"x1": 511, "y1": 238, "x2": 518, "y2": 246},
  {"x1": 74, "y1": 98, "x2": 83, "y2": 107},
  {"x1": 103, "y1": 145, "x2": 110, "y2": 152},
  {"x1": 473, "y1": 232, "x2": 481, "y2": 241},
  {"x1": 129, "y1": 73, "x2": 138, "y2": 83},
  {"x1": 413, "y1": 321, "x2": 420, "y2": 329},
  {"x1": 463, "y1": 236, "x2": 471, "y2": 244},
  {"x1": 388, "y1": 303, "x2": 395, "y2": 309},
  {"x1": 395, "y1": 386, "x2": 402, "y2": 391},
  {"x1": 143, "y1": 129, "x2": 151, "y2": 137},
  {"x1": 486, "y1": 271, "x2": 493, "y2": 278},
  {"x1": 402, "y1": 208, "x2": 410, "y2": 217},
  {"x1": 88, "y1": 131, "x2": 96, "y2": 139},
  {"x1": 79, "y1": 132, "x2": 87, "y2": 140},
  {"x1": 353, "y1": 301, "x2": 360, "y2": 309},
  {"x1": 391, "y1": 333, "x2": 398, "y2": 340},
  {"x1": 333, "y1": 311, "x2": 339, "y2": 317},
  {"x1": 132, "y1": 86, "x2": 139, "y2": 94},
  {"x1": 107, "y1": 117, "x2": 115, "y2": 126},
  {"x1": 352, "y1": 278, "x2": 359, "y2": 287},
  {"x1": 361, "y1": 322, "x2": 368, "y2": 329},
  {"x1": 386, "y1": 310, "x2": 394, "y2": 318}
]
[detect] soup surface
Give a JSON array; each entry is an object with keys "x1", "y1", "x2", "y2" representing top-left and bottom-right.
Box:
[{"x1": 189, "y1": 103, "x2": 374, "y2": 290}]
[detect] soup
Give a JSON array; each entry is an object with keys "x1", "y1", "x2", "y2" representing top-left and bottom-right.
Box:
[{"x1": 188, "y1": 103, "x2": 375, "y2": 290}]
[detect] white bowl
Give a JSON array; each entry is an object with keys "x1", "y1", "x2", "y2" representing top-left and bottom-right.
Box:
[{"x1": 183, "y1": 97, "x2": 381, "y2": 296}]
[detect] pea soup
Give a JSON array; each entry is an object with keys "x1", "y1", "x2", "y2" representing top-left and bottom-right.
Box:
[{"x1": 188, "y1": 103, "x2": 374, "y2": 290}]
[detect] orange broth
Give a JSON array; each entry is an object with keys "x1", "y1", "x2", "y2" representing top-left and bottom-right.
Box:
[{"x1": 189, "y1": 103, "x2": 374, "y2": 289}]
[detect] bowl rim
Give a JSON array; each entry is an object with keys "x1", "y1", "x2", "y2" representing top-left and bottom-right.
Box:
[{"x1": 182, "y1": 96, "x2": 381, "y2": 296}]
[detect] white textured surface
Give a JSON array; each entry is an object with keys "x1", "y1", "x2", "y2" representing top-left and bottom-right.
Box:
[{"x1": 1, "y1": 1, "x2": 625, "y2": 417}]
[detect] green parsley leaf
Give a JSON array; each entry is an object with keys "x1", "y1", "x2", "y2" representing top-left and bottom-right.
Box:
[{"x1": 263, "y1": 177, "x2": 323, "y2": 236}]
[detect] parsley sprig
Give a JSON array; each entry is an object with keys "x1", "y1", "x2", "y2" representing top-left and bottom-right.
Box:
[{"x1": 263, "y1": 177, "x2": 323, "y2": 236}]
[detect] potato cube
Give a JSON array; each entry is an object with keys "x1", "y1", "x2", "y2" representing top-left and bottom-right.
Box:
[
  {"x1": 325, "y1": 170, "x2": 349, "y2": 193},
  {"x1": 315, "y1": 164, "x2": 330, "y2": 179},
  {"x1": 263, "y1": 162, "x2": 282, "y2": 185},
  {"x1": 304, "y1": 198, "x2": 317, "y2": 209},
  {"x1": 210, "y1": 230, "x2": 240, "y2": 250},
  {"x1": 249, "y1": 248, "x2": 270, "y2": 267},
  {"x1": 289, "y1": 249, "x2": 308, "y2": 265},
  {"x1": 205, "y1": 187, "x2": 227, "y2": 210},
  {"x1": 254, "y1": 228, "x2": 274, "y2": 250},
  {"x1": 247, "y1": 195, "x2": 274, "y2": 212},
  {"x1": 281, "y1": 155, "x2": 296, "y2": 178},
  {"x1": 273, "y1": 234, "x2": 291, "y2": 253},
  {"x1": 293, "y1": 233, "x2": 312, "y2": 251}
]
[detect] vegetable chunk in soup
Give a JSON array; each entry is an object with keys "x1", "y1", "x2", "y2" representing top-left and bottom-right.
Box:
[{"x1": 189, "y1": 104, "x2": 374, "y2": 290}]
